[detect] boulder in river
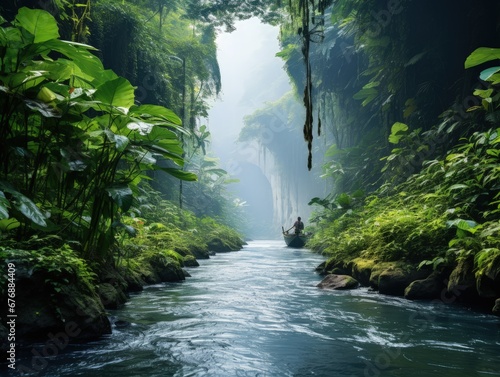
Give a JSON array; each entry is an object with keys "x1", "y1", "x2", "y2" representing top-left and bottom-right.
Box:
[
  {"x1": 183, "y1": 255, "x2": 200, "y2": 267},
  {"x1": 378, "y1": 267, "x2": 429, "y2": 296},
  {"x1": 404, "y1": 271, "x2": 447, "y2": 300},
  {"x1": 493, "y1": 298, "x2": 500, "y2": 316},
  {"x1": 447, "y1": 257, "x2": 479, "y2": 302},
  {"x1": 368, "y1": 262, "x2": 398, "y2": 289},
  {"x1": 316, "y1": 258, "x2": 350, "y2": 276},
  {"x1": 146, "y1": 252, "x2": 186, "y2": 282},
  {"x1": 97, "y1": 282, "x2": 128, "y2": 309},
  {"x1": 476, "y1": 254, "x2": 500, "y2": 299},
  {"x1": 350, "y1": 258, "x2": 376, "y2": 286},
  {"x1": 317, "y1": 274, "x2": 359, "y2": 290}
]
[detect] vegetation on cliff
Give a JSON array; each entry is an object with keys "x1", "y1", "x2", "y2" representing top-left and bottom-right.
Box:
[
  {"x1": 291, "y1": 2, "x2": 500, "y2": 310},
  {"x1": 236, "y1": 0, "x2": 500, "y2": 311}
]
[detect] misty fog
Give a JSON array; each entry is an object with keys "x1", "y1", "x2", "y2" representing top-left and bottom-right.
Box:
[{"x1": 207, "y1": 18, "x2": 326, "y2": 239}]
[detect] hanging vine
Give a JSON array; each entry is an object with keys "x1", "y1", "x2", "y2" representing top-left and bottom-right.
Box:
[{"x1": 286, "y1": 0, "x2": 331, "y2": 169}]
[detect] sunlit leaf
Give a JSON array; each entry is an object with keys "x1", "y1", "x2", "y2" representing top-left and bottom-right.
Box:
[
  {"x1": 448, "y1": 184, "x2": 469, "y2": 191},
  {"x1": 465, "y1": 47, "x2": 500, "y2": 69},
  {"x1": 94, "y1": 77, "x2": 135, "y2": 111},
  {"x1": 0, "y1": 218, "x2": 20, "y2": 231},
  {"x1": 104, "y1": 129, "x2": 129, "y2": 152},
  {"x1": 473, "y1": 88, "x2": 494, "y2": 99},
  {"x1": 388, "y1": 122, "x2": 409, "y2": 144},
  {"x1": 127, "y1": 121, "x2": 154, "y2": 135},
  {"x1": 159, "y1": 168, "x2": 197, "y2": 181},
  {"x1": 15, "y1": 7, "x2": 59, "y2": 43},
  {"x1": 130, "y1": 104, "x2": 182, "y2": 125}
]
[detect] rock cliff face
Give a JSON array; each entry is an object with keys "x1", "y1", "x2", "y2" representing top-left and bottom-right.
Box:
[{"x1": 256, "y1": 146, "x2": 325, "y2": 233}]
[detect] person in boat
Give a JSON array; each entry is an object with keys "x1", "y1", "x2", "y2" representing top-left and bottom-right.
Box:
[{"x1": 293, "y1": 217, "x2": 304, "y2": 235}]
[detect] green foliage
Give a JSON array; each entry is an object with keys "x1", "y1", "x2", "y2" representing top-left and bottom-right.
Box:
[
  {"x1": 309, "y1": 193, "x2": 450, "y2": 264},
  {"x1": 0, "y1": 8, "x2": 192, "y2": 261},
  {"x1": 0, "y1": 242, "x2": 96, "y2": 295},
  {"x1": 312, "y1": 119, "x2": 500, "y2": 279},
  {"x1": 116, "y1": 184, "x2": 243, "y2": 264},
  {"x1": 464, "y1": 47, "x2": 500, "y2": 70},
  {"x1": 388, "y1": 122, "x2": 409, "y2": 144}
]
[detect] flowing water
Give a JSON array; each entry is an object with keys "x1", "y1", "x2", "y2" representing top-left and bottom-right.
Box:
[{"x1": 14, "y1": 240, "x2": 500, "y2": 376}]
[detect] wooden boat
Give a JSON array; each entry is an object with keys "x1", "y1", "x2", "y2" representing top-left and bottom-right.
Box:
[{"x1": 282, "y1": 227, "x2": 309, "y2": 248}]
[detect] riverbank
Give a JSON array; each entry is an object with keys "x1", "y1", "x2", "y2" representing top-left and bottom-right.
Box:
[
  {"x1": 315, "y1": 256, "x2": 500, "y2": 316},
  {"x1": 308, "y1": 189, "x2": 500, "y2": 316},
  {"x1": 0, "y1": 217, "x2": 244, "y2": 355}
]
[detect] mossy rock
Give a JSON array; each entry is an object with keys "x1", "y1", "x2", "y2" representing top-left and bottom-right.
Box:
[
  {"x1": 351, "y1": 258, "x2": 376, "y2": 286},
  {"x1": 493, "y1": 298, "x2": 500, "y2": 316},
  {"x1": 98, "y1": 265, "x2": 129, "y2": 300},
  {"x1": 118, "y1": 266, "x2": 146, "y2": 292},
  {"x1": 97, "y1": 283, "x2": 128, "y2": 309},
  {"x1": 447, "y1": 257, "x2": 478, "y2": 301},
  {"x1": 206, "y1": 230, "x2": 244, "y2": 252},
  {"x1": 13, "y1": 271, "x2": 111, "y2": 341},
  {"x1": 2, "y1": 248, "x2": 111, "y2": 341},
  {"x1": 317, "y1": 258, "x2": 349, "y2": 276},
  {"x1": 369, "y1": 262, "x2": 399, "y2": 288},
  {"x1": 207, "y1": 237, "x2": 242, "y2": 252},
  {"x1": 189, "y1": 245, "x2": 211, "y2": 259},
  {"x1": 183, "y1": 255, "x2": 200, "y2": 267},
  {"x1": 404, "y1": 271, "x2": 447, "y2": 300},
  {"x1": 317, "y1": 274, "x2": 360, "y2": 290},
  {"x1": 57, "y1": 284, "x2": 112, "y2": 340},
  {"x1": 145, "y1": 252, "x2": 185, "y2": 282},
  {"x1": 174, "y1": 244, "x2": 210, "y2": 259},
  {"x1": 378, "y1": 266, "x2": 428, "y2": 296},
  {"x1": 476, "y1": 255, "x2": 500, "y2": 299}
]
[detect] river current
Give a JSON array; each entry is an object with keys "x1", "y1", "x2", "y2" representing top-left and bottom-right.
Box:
[{"x1": 16, "y1": 240, "x2": 500, "y2": 376}]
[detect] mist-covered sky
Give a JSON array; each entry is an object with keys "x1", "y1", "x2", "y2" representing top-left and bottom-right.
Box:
[
  {"x1": 207, "y1": 18, "x2": 290, "y2": 162},
  {"x1": 205, "y1": 18, "x2": 292, "y2": 238}
]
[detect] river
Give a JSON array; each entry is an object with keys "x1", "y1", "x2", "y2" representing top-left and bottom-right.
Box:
[{"x1": 16, "y1": 240, "x2": 500, "y2": 376}]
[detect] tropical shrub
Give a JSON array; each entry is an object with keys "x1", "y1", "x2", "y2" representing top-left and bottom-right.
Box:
[{"x1": 0, "y1": 8, "x2": 194, "y2": 262}]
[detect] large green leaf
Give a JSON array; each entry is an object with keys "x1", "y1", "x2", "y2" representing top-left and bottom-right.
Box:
[
  {"x1": 58, "y1": 42, "x2": 108, "y2": 83},
  {"x1": 159, "y1": 168, "x2": 197, "y2": 181},
  {"x1": 465, "y1": 47, "x2": 500, "y2": 69},
  {"x1": 105, "y1": 185, "x2": 133, "y2": 212},
  {"x1": 388, "y1": 122, "x2": 409, "y2": 144},
  {"x1": 0, "y1": 181, "x2": 47, "y2": 227},
  {"x1": 135, "y1": 142, "x2": 182, "y2": 162},
  {"x1": 94, "y1": 77, "x2": 135, "y2": 111},
  {"x1": 480, "y1": 66, "x2": 500, "y2": 81},
  {"x1": 14, "y1": 195, "x2": 48, "y2": 227},
  {"x1": 15, "y1": 7, "x2": 59, "y2": 43},
  {"x1": 130, "y1": 104, "x2": 182, "y2": 126},
  {"x1": 104, "y1": 129, "x2": 129, "y2": 152},
  {"x1": 0, "y1": 219, "x2": 20, "y2": 231},
  {"x1": 0, "y1": 191, "x2": 9, "y2": 220},
  {"x1": 353, "y1": 86, "x2": 378, "y2": 106}
]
